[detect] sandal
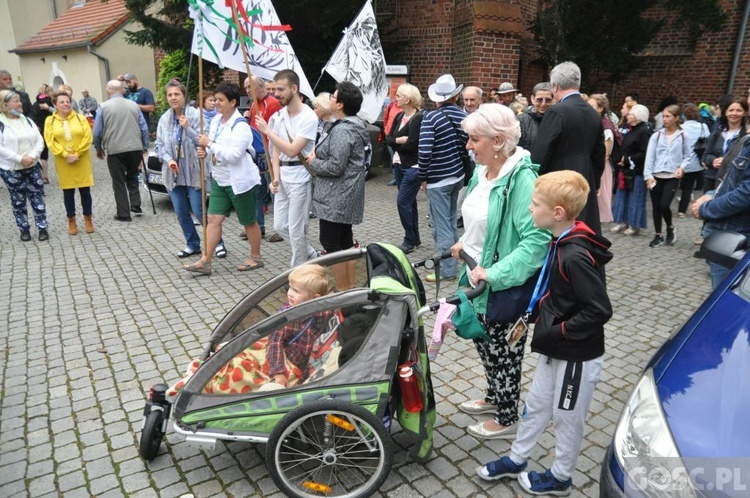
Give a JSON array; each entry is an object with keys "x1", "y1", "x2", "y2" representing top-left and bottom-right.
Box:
[
  {"x1": 177, "y1": 248, "x2": 200, "y2": 258},
  {"x1": 237, "y1": 258, "x2": 264, "y2": 271},
  {"x1": 183, "y1": 260, "x2": 212, "y2": 275},
  {"x1": 214, "y1": 245, "x2": 227, "y2": 258}
]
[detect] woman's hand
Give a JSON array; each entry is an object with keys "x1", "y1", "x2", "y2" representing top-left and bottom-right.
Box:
[
  {"x1": 675, "y1": 167, "x2": 684, "y2": 179},
  {"x1": 20, "y1": 155, "x2": 36, "y2": 167},
  {"x1": 178, "y1": 114, "x2": 189, "y2": 129},
  {"x1": 450, "y1": 241, "x2": 464, "y2": 260},
  {"x1": 66, "y1": 153, "x2": 79, "y2": 164},
  {"x1": 646, "y1": 178, "x2": 656, "y2": 190},
  {"x1": 469, "y1": 265, "x2": 487, "y2": 287},
  {"x1": 169, "y1": 160, "x2": 179, "y2": 174},
  {"x1": 196, "y1": 146, "x2": 207, "y2": 159},
  {"x1": 713, "y1": 157, "x2": 723, "y2": 169},
  {"x1": 197, "y1": 134, "x2": 211, "y2": 147},
  {"x1": 270, "y1": 179, "x2": 280, "y2": 195}
]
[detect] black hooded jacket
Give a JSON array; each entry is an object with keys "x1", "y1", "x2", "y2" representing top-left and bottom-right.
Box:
[{"x1": 531, "y1": 221, "x2": 613, "y2": 361}]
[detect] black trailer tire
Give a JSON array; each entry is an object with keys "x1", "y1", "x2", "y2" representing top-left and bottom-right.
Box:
[
  {"x1": 139, "y1": 409, "x2": 165, "y2": 461},
  {"x1": 266, "y1": 398, "x2": 393, "y2": 498}
]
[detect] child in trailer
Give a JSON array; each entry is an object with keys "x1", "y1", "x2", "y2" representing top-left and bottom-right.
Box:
[
  {"x1": 167, "y1": 264, "x2": 339, "y2": 395},
  {"x1": 475, "y1": 171, "x2": 613, "y2": 496}
]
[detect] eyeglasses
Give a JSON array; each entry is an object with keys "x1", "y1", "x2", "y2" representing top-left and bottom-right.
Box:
[{"x1": 534, "y1": 98, "x2": 553, "y2": 104}]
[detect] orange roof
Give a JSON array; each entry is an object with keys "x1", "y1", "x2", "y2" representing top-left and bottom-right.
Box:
[{"x1": 12, "y1": 0, "x2": 130, "y2": 54}]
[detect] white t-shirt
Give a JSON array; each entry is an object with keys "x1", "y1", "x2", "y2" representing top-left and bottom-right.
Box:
[{"x1": 272, "y1": 106, "x2": 318, "y2": 184}]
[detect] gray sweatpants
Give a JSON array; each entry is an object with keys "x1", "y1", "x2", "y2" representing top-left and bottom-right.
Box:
[{"x1": 510, "y1": 354, "x2": 603, "y2": 481}]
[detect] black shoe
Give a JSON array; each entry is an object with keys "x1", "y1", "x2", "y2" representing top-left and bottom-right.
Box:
[
  {"x1": 131, "y1": 207, "x2": 143, "y2": 216},
  {"x1": 649, "y1": 235, "x2": 664, "y2": 247},
  {"x1": 20, "y1": 230, "x2": 31, "y2": 242},
  {"x1": 666, "y1": 226, "x2": 676, "y2": 245},
  {"x1": 399, "y1": 243, "x2": 416, "y2": 254},
  {"x1": 693, "y1": 250, "x2": 704, "y2": 259},
  {"x1": 239, "y1": 231, "x2": 248, "y2": 240},
  {"x1": 38, "y1": 228, "x2": 49, "y2": 241},
  {"x1": 114, "y1": 215, "x2": 132, "y2": 222}
]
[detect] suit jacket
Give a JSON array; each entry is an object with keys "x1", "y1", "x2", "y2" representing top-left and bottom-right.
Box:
[{"x1": 531, "y1": 93, "x2": 606, "y2": 234}]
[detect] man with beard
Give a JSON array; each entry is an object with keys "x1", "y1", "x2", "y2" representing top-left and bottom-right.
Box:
[
  {"x1": 0, "y1": 69, "x2": 32, "y2": 115},
  {"x1": 122, "y1": 73, "x2": 155, "y2": 127},
  {"x1": 518, "y1": 82, "x2": 554, "y2": 150},
  {"x1": 254, "y1": 70, "x2": 319, "y2": 268}
]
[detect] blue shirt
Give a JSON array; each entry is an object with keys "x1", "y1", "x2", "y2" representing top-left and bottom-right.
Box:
[{"x1": 418, "y1": 104, "x2": 468, "y2": 184}]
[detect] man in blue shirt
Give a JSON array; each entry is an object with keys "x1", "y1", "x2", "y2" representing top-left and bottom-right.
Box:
[{"x1": 123, "y1": 73, "x2": 155, "y2": 128}]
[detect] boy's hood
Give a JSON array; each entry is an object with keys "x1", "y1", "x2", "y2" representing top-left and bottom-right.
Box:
[{"x1": 557, "y1": 221, "x2": 613, "y2": 266}]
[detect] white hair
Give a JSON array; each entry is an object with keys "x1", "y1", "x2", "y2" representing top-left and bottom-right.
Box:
[
  {"x1": 462, "y1": 103, "x2": 520, "y2": 157},
  {"x1": 550, "y1": 61, "x2": 581, "y2": 90},
  {"x1": 106, "y1": 80, "x2": 125, "y2": 95},
  {"x1": 629, "y1": 104, "x2": 650, "y2": 124}
]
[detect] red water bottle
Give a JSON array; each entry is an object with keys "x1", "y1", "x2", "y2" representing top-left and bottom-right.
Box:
[{"x1": 398, "y1": 364, "x2": 423, "y2": 413}]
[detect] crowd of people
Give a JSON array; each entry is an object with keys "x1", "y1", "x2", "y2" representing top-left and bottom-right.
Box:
[{"x1": 3, "y1": 59, "x2": 750, "y2": 495}]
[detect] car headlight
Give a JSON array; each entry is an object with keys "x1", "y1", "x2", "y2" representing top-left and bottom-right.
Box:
[{"x1": 613, "y1": 369, "x2": 697, "y2": 497}]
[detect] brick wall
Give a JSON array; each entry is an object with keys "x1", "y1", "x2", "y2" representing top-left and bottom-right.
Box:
[{"x1": 379, "y1": 0, "x2": 750, "y2": 113}]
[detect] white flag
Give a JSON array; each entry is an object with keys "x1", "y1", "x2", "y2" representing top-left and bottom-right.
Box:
[
  {"x1": 324, "y1": 1, "x2": 388, "y2": 123},
  {"x1": 189, "y1": 0, "x2": 314, "y2": 99}
]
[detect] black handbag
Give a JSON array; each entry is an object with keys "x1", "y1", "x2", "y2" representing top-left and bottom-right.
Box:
[
  {"x1": 485, "y1": 166, "x2": 541, "y2": 324},
  {"x1": 693, "y1": 125, "x2": 709, "y2": 160}
]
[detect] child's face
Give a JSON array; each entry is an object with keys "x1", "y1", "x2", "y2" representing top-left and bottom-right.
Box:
[
  {"x1": 529, "y1": 192, "x2": 558, "y2": 230},
  {"x1": 287, "y1": 281, "x2": 317, "y2": 307}
]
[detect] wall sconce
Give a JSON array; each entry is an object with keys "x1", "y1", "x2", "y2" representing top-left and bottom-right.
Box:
[
  {"x1": 40, "y1": 57, "x2": 45, "y2": 63},
  {"x1": 62, "y1": 55, "x2": 68, "y2": 61}
]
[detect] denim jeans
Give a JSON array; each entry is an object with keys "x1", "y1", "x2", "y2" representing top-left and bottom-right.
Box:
[
  {"x1": 169, "y1": 185, "x2": 203, "y2": 251},
  {"x1": 63, "y1": 187, "x2": 92, "y2": 217},
  {"x1": 397, "y1": 167, "x2": 421, "y2": 247},
  {"x1": 426, "y1": 180, "x2": 462, "y2": 277},
  {"x1": 274, "y1": 180, "x2": 316, "y2": 267}
]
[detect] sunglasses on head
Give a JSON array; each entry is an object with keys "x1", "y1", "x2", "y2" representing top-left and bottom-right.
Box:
[{"x1": 3, "y1": 91, "x2": 16, "y2": 103}]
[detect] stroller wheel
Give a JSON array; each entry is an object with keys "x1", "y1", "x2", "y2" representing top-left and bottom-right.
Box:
[
  {"x1": 139, "y1": 409, "x2": 165, "y2": 461},
  {"x1": 266, "y1": 398, "x2": 393, "y2": 498}
]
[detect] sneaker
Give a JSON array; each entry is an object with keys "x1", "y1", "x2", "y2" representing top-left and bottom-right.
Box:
[
  {"x1": 398, "y1": 242, "x2": 416, "y2": 254},
  {"x1": 239, "y1": 231, "x2": 248, "y2": 240},
  {"x1": 649, "y1": 235, "x2": 664, "y2": 247},
  {"x1": 694, "y1": 237, "x2": 704, "y2": 245},
  {"x1": 518, "y1": 469, "x2": 572, "y2": 496},
  {"x1": 425, "y1": 273, "x2": 457, "y2": 283},
  {"x1": 666, "y1": 226, "x2": 676, "y2": 245},
  {"x1": 623, "y1": 227, "x2": 640, "y2": 236},
  {"x1": 677, "y1": 212, "x2": 686, "y2": 218},
  {"x1": 476, "y1": 456, "x2": 527, "y2": 481},
  {"x1": 20, "y1": 230, "x2": 31, "y2": 242},
  {"x1": 610, "y1": 223, "x2": 627, "y2": 233},
  {"x1": 387, "y1": 179, "x2": 397, "y2": 186},
  {"x1": 38, "y1": 228, "x2": 49, "y2": 241}
]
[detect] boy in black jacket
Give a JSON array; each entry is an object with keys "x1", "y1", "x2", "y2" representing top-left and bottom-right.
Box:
[{"x1": 476, "y1": 170, "x2": 613, "y2": 496}]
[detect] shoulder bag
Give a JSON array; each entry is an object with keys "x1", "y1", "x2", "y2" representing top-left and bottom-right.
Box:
[{"x1": 485, "y1": 165, "x2": 542, "y2": 324}]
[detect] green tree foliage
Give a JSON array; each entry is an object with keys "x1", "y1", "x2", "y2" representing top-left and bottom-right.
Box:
[{"x1": 532, "y1": 0, "x2": 726, "y2": 84}]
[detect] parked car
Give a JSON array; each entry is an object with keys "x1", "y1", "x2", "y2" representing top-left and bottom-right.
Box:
[
  {"x1": 143, "y1": 152, "x2": 169, "y2": 196},
  {"x1": 600, "y1": 230, "x2": 750, "y2": 497}
]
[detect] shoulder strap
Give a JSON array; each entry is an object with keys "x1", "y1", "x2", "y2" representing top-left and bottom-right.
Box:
[{"x1": 493, "y1": 164, "x2": 528, "y2": 259}]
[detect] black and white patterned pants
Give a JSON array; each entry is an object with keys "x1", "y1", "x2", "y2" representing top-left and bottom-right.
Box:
[{"x1": 472, "y1": 314, "x2": 527, "y2": 426}]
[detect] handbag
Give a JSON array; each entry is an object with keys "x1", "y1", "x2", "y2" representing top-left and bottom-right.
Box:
[
  {"x1": 485, "y1": 166, "x2": 541, "y2": 324},
  {"x1": 693, "y1": 124, "x2": 709, "y2": 160},
  {"x1": 451, "y1": 291, "x2": 491, "y2": 342},
  {"x1": 438, "y1": 108, "x2": 474, "y2": 186}
]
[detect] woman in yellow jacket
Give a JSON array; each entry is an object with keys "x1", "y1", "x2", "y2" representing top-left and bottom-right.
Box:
[{"x1": 44, "y1": 91, "x2": 95, "y2": 234}]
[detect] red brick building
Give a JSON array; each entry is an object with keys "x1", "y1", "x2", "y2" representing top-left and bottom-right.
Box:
[{"x1": 376, "y1": 0, "x2": 750, "y2": 113}]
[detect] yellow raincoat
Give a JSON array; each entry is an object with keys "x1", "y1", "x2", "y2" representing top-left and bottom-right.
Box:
[{"x1": 43, "y1": 111, "x2": 93, "y2": 189}]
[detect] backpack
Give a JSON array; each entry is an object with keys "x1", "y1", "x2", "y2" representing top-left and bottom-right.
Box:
[{"x1": 231, "y1": 116, "x2": 267, "y2": 172}]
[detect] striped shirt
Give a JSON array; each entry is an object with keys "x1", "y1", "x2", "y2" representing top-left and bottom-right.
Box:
[{"x1": 418, "y1": 104, "x2": 468, "y2": 184}]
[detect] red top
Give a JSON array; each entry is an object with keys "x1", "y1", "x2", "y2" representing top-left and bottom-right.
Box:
[{"x1": 383, "y1": 101, "x2": 403, "y2": 135}]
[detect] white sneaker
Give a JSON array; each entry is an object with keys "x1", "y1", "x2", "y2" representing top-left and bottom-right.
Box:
[
  {"x1": 610, "y1": 224, "x2": 627, "y2": 233},
  {"x1": 623, "y1": 227, "x2": 640, "y2": 236}
]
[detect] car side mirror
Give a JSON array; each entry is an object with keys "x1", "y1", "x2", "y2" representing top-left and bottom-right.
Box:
[{"x1": 700, "y1": 230, "x2": 748, "y2": 269}]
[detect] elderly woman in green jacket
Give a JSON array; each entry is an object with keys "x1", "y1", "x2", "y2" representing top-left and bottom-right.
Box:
[{"x1": 450, "y1": 103, "x2": 550, "y2": 440}]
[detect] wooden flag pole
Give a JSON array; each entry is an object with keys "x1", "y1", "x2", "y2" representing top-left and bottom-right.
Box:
[
  {"x1": 231, "y1": 0, "x2": 274, "y2": 184},
  {"x1": 198, "y1": 57, "x2": 207, "y2": 257}
]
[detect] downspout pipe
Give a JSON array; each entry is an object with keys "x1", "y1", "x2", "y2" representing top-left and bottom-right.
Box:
[
  {"x1": 87, "y1": 43, "x2": 111, "y2": 82},
  {"x1": 49, "y1": 0, "x2": 57, "y2": 19},
  {"x1": 728, "y1": 0, "x2": 750, "y2": 94}
]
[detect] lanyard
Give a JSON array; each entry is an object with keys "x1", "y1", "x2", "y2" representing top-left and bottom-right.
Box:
[
  {"x1": 525, "y1": 225, "x2": 575, "y2": 316},
  {"x1": 172, "y1": 114, "x2": 183, "y2": 161}
]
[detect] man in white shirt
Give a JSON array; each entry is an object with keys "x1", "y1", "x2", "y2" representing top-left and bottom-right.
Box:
[{"x1": 255, "y1": 70, "x2": 319, "y2": 267}]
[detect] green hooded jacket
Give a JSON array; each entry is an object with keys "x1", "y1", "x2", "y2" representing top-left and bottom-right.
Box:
[{"x1": 458, "y1": 153, "x2": 551, "y2": 314}]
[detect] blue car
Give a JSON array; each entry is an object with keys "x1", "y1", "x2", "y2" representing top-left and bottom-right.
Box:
[{"x1": 600, "y1": 230, "x2": 750, "y2": 497}]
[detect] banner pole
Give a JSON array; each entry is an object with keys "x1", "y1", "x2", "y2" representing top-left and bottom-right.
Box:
[{"x1": 198, "y1": 57, "x2": 207, "y2": 257}]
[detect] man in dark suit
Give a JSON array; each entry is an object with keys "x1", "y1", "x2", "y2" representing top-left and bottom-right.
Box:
[{"x1": 531, "y1": 61, "x2": 605, "y2": 234}]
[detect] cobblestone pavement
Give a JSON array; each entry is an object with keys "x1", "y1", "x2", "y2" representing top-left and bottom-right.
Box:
[{"x1": 0, "y1": 158, "x2": 713, "y2": 498}]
